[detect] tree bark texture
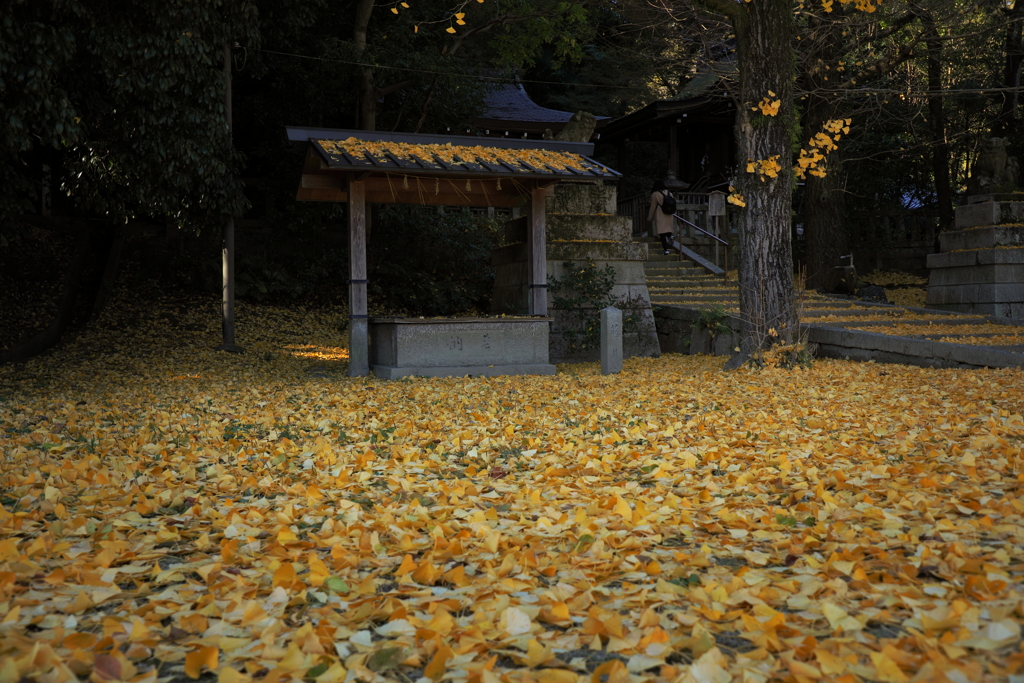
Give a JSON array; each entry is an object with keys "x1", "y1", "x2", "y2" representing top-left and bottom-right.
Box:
[
  {"x1": 0, "y1": 227, "x2": 90, "y2": 365},
  {"x1": 800, "y1": 11, "x2": 849, "y2": 293},
  {"x1": 924, "y1": 15, "x2": 953, "y2": 231},
  {"x1": 998, "y1": 0, "x2": 1024, "y2": 136},
  {"x1": 802, "y1": 95, "x2": 849, "y2": 293},
  {"x1": 733, "y1": 0, "x2": 798, "y2": 358},
  {"x1": 353, "y1": 0, "x2": 376, "y2": 131}
]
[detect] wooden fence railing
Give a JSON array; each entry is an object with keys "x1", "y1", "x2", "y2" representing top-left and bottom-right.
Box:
[
  {"x1": 617, "y1": 191, "x2": 741, "y2": 241},
  {"x1": 848, "y1": 210, "x2": 941, "y2": 248}
]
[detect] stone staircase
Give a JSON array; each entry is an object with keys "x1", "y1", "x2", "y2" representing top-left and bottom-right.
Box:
[
  {"x1": 638, "y1": 236, "x2": 733, "y2": 305},
  {"x1": 635, "y1": 235, "x2": 1024, "y2": 369}
]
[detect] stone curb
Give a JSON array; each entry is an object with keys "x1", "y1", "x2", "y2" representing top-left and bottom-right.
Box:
[
  {"x1": 807, "y1": 325, "x2": 1024, "y2": 369},
  {"x1": 652, "y1": 304, "x2": 1024, "y2": 369}
]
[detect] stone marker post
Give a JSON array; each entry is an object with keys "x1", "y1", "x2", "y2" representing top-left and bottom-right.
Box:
[{"x1": 601, "y1": 306, "x2": 623, "y2": 375}]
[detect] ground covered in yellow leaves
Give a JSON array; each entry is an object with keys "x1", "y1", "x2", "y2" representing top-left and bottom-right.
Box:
[
  {"x1": 859, "y1": 272, "x2": 928, "y2": 310},
  {"x1": 2, "y1": 294, "x2": 1024, "y2": 683}
]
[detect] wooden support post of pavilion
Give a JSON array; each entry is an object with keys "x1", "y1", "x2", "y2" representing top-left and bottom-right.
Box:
[
  {"x1": 529, "y1": 186, "x2": 547, "y2": 316},
  {"x1": 348, "y1": 178, "x2": 369, "y2": 377}
]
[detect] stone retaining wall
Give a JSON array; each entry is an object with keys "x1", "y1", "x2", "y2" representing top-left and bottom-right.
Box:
[
  {"x1": 652, "y1": 304, "x2": 1024, "y2": 369},
  {"x1": 927, "y1": 193, "x2": 1024, "y2": 318},
  {"x1": 491, "y1": 182, "x2": 661, "y2": 364}
]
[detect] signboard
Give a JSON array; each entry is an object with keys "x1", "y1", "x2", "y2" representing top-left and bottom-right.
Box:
[{"x1": 708, "y1": 190, "x2": 726, "y2": 217}]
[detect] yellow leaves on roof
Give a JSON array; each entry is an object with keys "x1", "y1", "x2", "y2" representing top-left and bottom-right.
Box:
[{"x1": 318, "y1": 137, "x2": 602, "y2": 174}]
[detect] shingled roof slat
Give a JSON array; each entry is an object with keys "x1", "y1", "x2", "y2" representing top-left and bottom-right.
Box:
[
  {"x1": 516, "y1": 158, "x2": 550, "y2": 174},
  {"x1": 384, "y1": 151, "x2": 412, "y2": 168},
  {"x1": 492, "y1": 157, "x2": 523, "y2": 173},
  {"x1": 546, "y1": 163, "x2": 576, "y2": 175},
  {"x1": 474, "y1": 157, "x2": 505, "y2": 173},
  {"x1": 430, "y1": 154, "x2": 457, "y2": 171},
  {"x1": 363, "y1": 151, "x2": 397, "y2": 168},
  {"x1": 406, "y1": 153, "x2": 442, "y2": 170},
  {"x1": 452, "y1": 155, "x2": 486, "y2": 172}
]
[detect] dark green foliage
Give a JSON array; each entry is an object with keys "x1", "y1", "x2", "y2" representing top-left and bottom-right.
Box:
[
  {"x1": 229, "y1": 198, "x2": 347, "y2": 303},
  {"x1": 614, "y1": 141, "x2": 668, "y2": 201},
  {"x1": 0, "y1": 0, "x2": 82, "y2": 224},
  {"x1": 0, "y1": 0, "x2": 257, "y2": 232},
  {"x1": 367, "y1": 206, "x2": 502, "y2": 316},
  {"x1": 695, "y1": 304, "x2": 731, "y2": 337},
  {"x1": 548, "y1": 258, "x2": 617, "y2": 351},
  {"x1": 234, "y1": 226, "x2": 347, "y2": 303}
]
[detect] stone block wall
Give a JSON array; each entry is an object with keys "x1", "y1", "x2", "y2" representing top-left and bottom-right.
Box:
[
  {"x1": 926, "y1": 193, "x2": 1024, "y2": 318},
  {"x1": 652, "y1": 306, "x2": 740, "y2": 357},
  {"x1": 491, "y1": 181, "x2": 661, "y2": 364}
]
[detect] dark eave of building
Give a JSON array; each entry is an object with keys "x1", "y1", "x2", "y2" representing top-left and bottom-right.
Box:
[
  {"x1": 598, "y1": 96, "x2": 733, "y2": 143},
  {"x1": 466, "y1": 81, "x2": 609, "y2": 137}
]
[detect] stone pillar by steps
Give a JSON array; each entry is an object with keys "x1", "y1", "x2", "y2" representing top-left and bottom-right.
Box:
[
  {"x1": 926, "y1": 193, "x2": 1024, "y2": 318},
  {"x1": 491, "y1": 181, "x2": 661, "y2": 363}
]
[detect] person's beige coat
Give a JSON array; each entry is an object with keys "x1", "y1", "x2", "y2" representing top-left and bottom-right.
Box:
[{"x1": 647, "y1": 191, "x2": 676, "y2": 235}]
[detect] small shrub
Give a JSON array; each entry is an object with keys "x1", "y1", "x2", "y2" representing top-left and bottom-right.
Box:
[
  {"x1": 696, "y1": 304, "x2": 731, "y2": 338},
  {"x1": 548, "y1": 258, "x2": 617, "y2": 352}
]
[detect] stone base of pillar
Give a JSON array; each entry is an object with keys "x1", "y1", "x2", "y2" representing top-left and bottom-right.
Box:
[{"x1": 926, "y1": 194, "x2": 1024, "y2": 319}]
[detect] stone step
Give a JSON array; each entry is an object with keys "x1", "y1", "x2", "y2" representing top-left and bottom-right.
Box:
[
  {"x1": 651, "y1": 282, "x2": 734, "y2": 290},
  {"x1": 645, "y1": 278, "x2": 708, "y2": 285},
  {"x1": 652, "y1": 299, "x2": 1024, "y2": 368},
  {"x1": 813, "y1": 317, "x2": 991, "y2": 327},
  {"x1": 644, "y1": 273, "x2": 708, "y2": 282},
  {"x1": 648, "y1": 282, "x2": 738, "y2": 290},
  {"x1": 652, "y1": 296, "x2": 736, "y2": 303},
  {"x1": 644, "y1": 264, "x2": 706, "y2": 272},
  {"x1": 650, "y1": 288, "x2": 735, "y2": 296},
  {"x1": 644, "y1": 270, "x2": 721, "y2": 280},
  {"x1": 647, "y1": 270, "x2": 729, "y2": 278}
]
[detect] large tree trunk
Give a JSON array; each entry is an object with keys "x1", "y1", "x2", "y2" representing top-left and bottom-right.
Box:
[
  {"x1": 997, "y1": 0, "x2": 1024, "y2": 136},
  {"x1": 353, "y1": 0, "x2": 376, "y2": 131},
  {"x1": 728, "y1": 0, "x2": 798, "y2": 365},
  {"x1": 924, "y1": 15, "x2": 954, "y2": 229},
  {"x1": 803, "y1": 96, "x2": 849, "y2": 293},
  {"x1": 0, "y1": 225, "x2": 90, "y2": 365},
  {"x1": 800, "y1": 11, "x2": 849, "y2": 293}
]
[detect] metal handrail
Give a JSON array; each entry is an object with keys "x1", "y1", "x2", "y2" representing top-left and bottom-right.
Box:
[
  {"x1": 672, "y1": 213, "x2": 730, "y2": 283},
  {"x1": 674, "y1": 214, "x2": 728, "y2": 246}
]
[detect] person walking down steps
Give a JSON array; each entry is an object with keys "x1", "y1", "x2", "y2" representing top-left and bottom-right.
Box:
[{"x1": 647, "y1": 179, "x2": 677, "y2": 255}]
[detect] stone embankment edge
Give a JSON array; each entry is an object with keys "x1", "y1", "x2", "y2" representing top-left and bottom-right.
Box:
[{"x1": 652, "y1": 304, "x2": 1024, "y2": 369}]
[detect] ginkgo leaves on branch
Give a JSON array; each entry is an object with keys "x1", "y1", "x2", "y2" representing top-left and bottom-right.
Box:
[
  {"x1": 390, "y1": 0, "x2": 484, "y2": 34},
  {"x1": 795, "y1": 119, "x2": 851, "y2": 179},
  {"x1": 736, "y1": 116, "x2": 853, "y2": 193},
  {"x1": 799, "y1": 0, "x2": 878, "y2": 12}
]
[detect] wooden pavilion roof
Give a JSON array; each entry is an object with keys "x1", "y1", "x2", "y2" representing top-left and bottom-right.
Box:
[{"x1": 288, "y1": 127, "x2": 619, "y2": 206}]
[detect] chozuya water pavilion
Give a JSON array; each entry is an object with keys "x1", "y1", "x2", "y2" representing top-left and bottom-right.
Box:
[{"x1": 287, "y1": 127, "x2": 620, "y2": 378}]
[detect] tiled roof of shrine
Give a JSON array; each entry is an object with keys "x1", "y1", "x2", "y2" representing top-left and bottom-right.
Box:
[{"x1": 286, "y1": 128, "x2": 619, "y2": 179}]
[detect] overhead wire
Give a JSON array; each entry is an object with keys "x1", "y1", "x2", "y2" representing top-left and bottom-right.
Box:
[
  {"x1": 254, "y1": 48, "x2": 644, "y2": 90},
  {"x1": 258, "y1": 48, "x2": 1024, "y2": 100}
]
